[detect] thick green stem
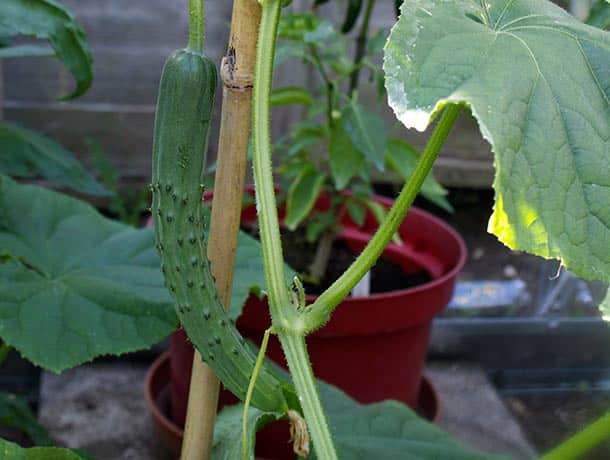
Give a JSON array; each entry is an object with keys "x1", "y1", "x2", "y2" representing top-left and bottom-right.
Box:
[
  {"x1": 252, "y1": 2, "x2": 338, "y2": 458},
  {"x1": 304, "y1": 104, "x2": 462, "y2": 332},
  {"x1": 280, "y1": 333, "x2": 338, "y2": 460},
  {"x1": 541, "y1": 411, "x2": 610, "y2": 460},
  {"x1": 188, "y1": 0, "x2": 205, "y2": 52},
  {"x1": 252, "y1": 0, "x2": 292, "y2": 320},
  {"x1": 349, "y1": 0, "x2": 376, "y2": 94}
]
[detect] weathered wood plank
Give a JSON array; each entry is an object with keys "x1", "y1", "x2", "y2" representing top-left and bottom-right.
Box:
[{"x1": 2, "y1": 0, "x2": 496, "y2": 188}]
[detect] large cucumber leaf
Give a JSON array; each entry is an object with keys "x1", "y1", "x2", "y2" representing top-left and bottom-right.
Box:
[
  {"x1": 0, "y1": 175, "x2": 176, "y2": 372},
  {"x1": 319, "y1": 380, "x2": 501, "y2": 459},
  {"x1": 384, "y1": 0, "x2": 610, "y2": 282},
  {"x1": 212, "y1": 378, "x2": 497, "y2": 459},
  {"x1": 0, "y1": 438, "x2": 89, "y2": 460},
  {"x1": 0, "y1": 176, "x2": 293, "y2": 371},
  {"x1": 212, "y1": 405, "x2": 282, "y2": 460},
  {"x1": 0, "y1": 122, "x2": 110, "y2": 196},
  {"x1": 0, "y1": 0, "x2": 93, "y2": 99}
]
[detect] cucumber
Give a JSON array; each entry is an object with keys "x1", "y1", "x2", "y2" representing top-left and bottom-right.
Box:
[{"x1": 151, "y1": 48, "x2": 291, "y2": 413}]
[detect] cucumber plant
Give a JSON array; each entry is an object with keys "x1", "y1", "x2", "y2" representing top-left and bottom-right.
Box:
[
  {"x1": 171, "y1": 0, "x2": 610, "y2": 458},
  {"x1": 0, "y1": 0, "x2": 608, "y2": 459}
]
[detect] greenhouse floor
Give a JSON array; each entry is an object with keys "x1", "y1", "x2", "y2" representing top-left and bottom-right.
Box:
[{"x1": 39, "y1": 361, "x2": 535, "y2": 460}]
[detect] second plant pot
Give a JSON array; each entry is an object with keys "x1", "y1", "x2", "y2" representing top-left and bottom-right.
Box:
[{"x1": 169, "y1": 190, "x2": 466, "y2": 431}]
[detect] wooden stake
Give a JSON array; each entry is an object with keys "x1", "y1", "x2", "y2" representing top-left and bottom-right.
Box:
[{"x1": 180, "y1": 1, "x2": 262, "y2": 459}]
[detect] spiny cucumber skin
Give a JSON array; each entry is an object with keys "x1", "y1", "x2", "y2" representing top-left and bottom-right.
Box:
[{"x1": 151, "y1": 49, "x2": 288, "y2": 413}]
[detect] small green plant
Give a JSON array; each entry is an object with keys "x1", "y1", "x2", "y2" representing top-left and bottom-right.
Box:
[{"x1": 272, "y1": 6, "x2": 451, "y2": 281}]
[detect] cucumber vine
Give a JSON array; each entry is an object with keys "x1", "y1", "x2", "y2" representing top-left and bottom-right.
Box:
[{"x1": 248, "y1": 0, "x2": 462, "y2": 458}]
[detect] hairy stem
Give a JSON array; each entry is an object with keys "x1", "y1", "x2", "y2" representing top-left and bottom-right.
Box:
[
  {"x1": 280, "y1": 333, "x2": 338, "y2": 460},
  {"x1": 187, "y1": 0, "x2": 205, "y2": 52},
  {"x1": 252, "y1": 2, "x2": 338, "y2": 458},
  {"x1": 252, "y1": 0, "x2": 292, "y2": 319},
  {"x1": 304, "y1": 104, "x2": 462, "y2": 331}
]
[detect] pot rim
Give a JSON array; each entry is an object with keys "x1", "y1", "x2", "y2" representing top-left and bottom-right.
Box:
[
  {"x1": 144, "y1": 351, "x2": 441, "y2": 452},
  {"x1": 315, "y1": 205, "x2": 467, "y2": 303}
]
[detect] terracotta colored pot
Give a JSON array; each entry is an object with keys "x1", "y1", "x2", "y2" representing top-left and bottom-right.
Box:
[
  {"x1": 170, "y1": 191, "x2": 465, "y2": 425},
  {"x1": 145, "y1": 351, "x2": 440, "y2": 459}
]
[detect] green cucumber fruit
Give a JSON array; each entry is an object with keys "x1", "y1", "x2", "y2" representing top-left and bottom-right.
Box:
[{"x1": 151, "y1": 48, "x2": 291, "y2": 413}]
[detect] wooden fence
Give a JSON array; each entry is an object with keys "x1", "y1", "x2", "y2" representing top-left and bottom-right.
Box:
[{"x1": 1, "y1": 0, "x2": 511, "y2": 188}]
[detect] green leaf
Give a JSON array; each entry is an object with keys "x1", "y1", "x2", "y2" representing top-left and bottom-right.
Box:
[
  {"x1": 215, "y1": 372, "x2": 497, "y2": 459},
  {"x1": 305, "y1": 210, "x2": 335, "y2": 243},
  {"x1": 362, "y1": 198, "x2": 403, "y2": 245},
  {"x1": 212, "y1": 404, "x2": 282, "y2": 460},
  {"x1": 0, "y1": 44, "x2": 54, "y2": 58},
  {"x1": 587, "y1": 0, "x2": 610, "y2": 30},
  {"x1": 386, "y1": 139, "x2": 453, "y2": 212},
  {"x1": 0, "y1": 393, "x2": 53, "y2": 446},
  {"x1": 275, "y1": 41, "x2": 307, "y2": 65},
  {"x1": 230, "y1": 231, "x2": 296, "y2": 320},
  {"x1": 0, "y1": 175, "x2": 176, "y2": 372},
  {"x1": 329, "y1": 120, "x2": 365, "y2": 190},
  {"x1": 346, "y1": 200, "x2": 366, "y2": 226},
  {"x1": 271, "y1": 86, "x2": 313, "y2": 107},
  {"x1": 342, "y1": 101, "x2": 387, "y2": 170},
  {"x1": 285, "y1": 165, "x2": 326, "y2": 231},
  {"x1": 213, "y1": 362, "x2": 494, "y2": 460},
  {"x1": 316, "y1": 380, "x2": 499, "y2": 459},
  {"x1": 385, "y1": 0, "x2": 610, "y2": 282},
  {"x1": 0, "y1": 0, "x2": 93, "y2": 99},
  {"x1": 367, "y1": 28, "x2": 387, "y2": 56},
  {"x1": 0, "y1": 122, "x2": 110, "y2": 196},
  {"x1": 304, "y1": 20, "x2": 337, "y2": 45},
  {"x1": 0, "y1": 438, "x2": 89, "y2": 460},
  {"x1": 278, "y1": 13, "x2": 319, "y2": 41}
]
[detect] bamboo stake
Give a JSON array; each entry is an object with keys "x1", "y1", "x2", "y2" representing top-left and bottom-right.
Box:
[{"x1": 180, "y1": 1, "x2": 262, "y2": 459}]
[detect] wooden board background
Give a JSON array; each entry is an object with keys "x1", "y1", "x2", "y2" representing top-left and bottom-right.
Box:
[{"x1": 2, "y1": 0, "x2": 494, "y2": 189}]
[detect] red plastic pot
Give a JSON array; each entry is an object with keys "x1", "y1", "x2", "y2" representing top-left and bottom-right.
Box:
[
  {"x1": 145, "y1": 351, "x2": 441, "y2": 459},
  {"x1": 169, "y1": 189, "x2": 465, "y2": 414}
]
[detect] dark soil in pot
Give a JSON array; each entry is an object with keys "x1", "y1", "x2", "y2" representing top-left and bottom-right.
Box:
[{"x1": 242, "y1": 225, "x2": 432, "y2": 295}]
